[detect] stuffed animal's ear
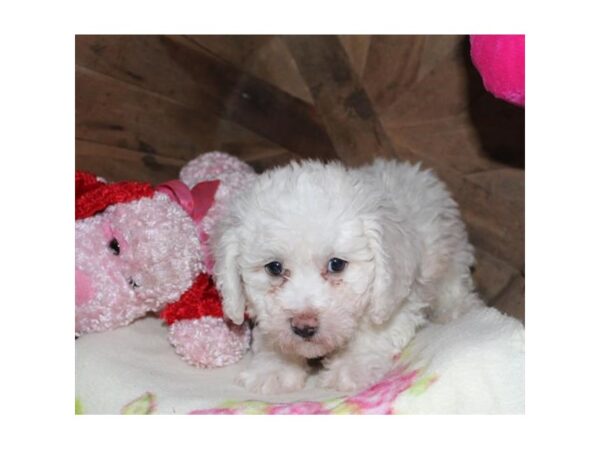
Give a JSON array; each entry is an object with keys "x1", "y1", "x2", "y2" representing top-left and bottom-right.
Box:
[
  {"x1": 212, "y1": 225, "x2": 246, "y2": 325},
  {"x1": 363, "y1": 214, "x2": 419, "y2": 325},
  {"x1": 179, "y1": 151, "x2": 254, "y2": 187}
]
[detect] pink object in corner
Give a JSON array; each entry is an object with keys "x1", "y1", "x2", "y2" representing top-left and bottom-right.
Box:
[{"x1": 470, "y1": 35, "x2": 525, "y2": 107}]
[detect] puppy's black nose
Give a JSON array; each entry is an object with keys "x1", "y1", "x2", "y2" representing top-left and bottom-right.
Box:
[
  {"x1": 290, "y1": 313, "x2": 319, "y2": 339},
  {"x1": 291, "y1": 324, "x2": 318, "y2": 339}
]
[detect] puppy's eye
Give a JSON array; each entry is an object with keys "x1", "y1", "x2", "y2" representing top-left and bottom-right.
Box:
[
  {"x1": 108, "y1": 238, "x2": 120, "y2": 256},
  {"x1": 265, "y1": 261, "x2": 283, "y2": 277},
  {"x1": 327, "y1": 258, "x2": 347, "y2": 273}
]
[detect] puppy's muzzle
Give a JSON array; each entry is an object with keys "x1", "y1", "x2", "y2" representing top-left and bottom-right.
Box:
[{"x1": 290, "y1": 314, "x2": 319, "y2": 339}]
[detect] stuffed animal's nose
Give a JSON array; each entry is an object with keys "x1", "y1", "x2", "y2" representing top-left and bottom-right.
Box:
[
  {"x1": 75, "y1": 269, "x2": 95, "y2": 306},
  {"x1": 290, "y1": 314, "x2": 319, "y2": 339}
]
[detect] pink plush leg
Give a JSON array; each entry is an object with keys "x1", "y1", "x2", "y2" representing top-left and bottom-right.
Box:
[{"x1": 168, "y1": 317, "x2": 251, "y2": 368}]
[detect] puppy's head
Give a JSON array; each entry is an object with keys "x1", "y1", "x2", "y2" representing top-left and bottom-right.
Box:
[{"x1": 212, "y1": 161, "x2": 418, "y2": 358}]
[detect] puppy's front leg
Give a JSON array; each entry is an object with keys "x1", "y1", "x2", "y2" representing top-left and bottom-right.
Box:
[
  {"x1": 236, "y1": 333, "x2": 309, "y2": 394},
  {"x1": 318, "y1": 318, "x2": 418, "y2": 392},
  {"x1": 318, "y1": 346, "x2": 395, "y2": 392}
]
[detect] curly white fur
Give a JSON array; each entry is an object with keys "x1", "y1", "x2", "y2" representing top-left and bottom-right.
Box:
[{"x1": 212, "y1": 159, "x2": 483, "y2": 393}]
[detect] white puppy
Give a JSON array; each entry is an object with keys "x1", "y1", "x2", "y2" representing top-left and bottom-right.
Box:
[{"x1": 212, "y1": 158, "x2": 482, "y2": 393}]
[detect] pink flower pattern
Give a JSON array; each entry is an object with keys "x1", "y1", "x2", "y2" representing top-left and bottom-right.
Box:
[
  {"x1": 189, "y1": 366, "x2": 432, "y2": 415},
  {"x1": 345, "y1": 368, "x2": 418, "y2": 414}
]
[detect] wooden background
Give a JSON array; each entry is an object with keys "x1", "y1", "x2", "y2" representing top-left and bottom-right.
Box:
[{"x1": 75, "y1": 35, "x2": 525, "y2": 322}]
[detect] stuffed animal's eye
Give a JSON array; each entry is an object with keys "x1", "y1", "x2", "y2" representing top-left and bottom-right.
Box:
[
  {"x1": 265, "y1": 261, "x2": 283, "y2": 277},
  {"x1": 327, "y1": 258, "x2": 347, "y2": 273},
  {"x1": 108, "y1": 238, "x2": 120, "y2": 256}
]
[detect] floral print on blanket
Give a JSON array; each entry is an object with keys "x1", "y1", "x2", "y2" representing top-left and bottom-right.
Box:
[
  {"x1": 77, "y1": 350, "x2": 437, "y2": 414},
  {"x1": 189, "y1": 367, "x2": 438, "y2": 415},
  {"x1": 121, "y1": 392, "x2": 156, "y2": 414}
]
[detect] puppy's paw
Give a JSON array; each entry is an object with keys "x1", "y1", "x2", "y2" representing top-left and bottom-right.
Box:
[
  {"x1": 318, "y1": 356, "x2": 391, "y2": 392},
  {"x1": 236, "y1": 361, "x2": 307, "y2": 394}
]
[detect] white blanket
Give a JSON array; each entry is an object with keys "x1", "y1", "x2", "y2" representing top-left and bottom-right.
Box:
[{"x1": 75, "y1": 306, "x2": 524, "y2": 414}]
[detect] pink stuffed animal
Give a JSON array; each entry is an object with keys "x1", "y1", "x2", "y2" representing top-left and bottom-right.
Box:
[
  {"x1": 75, "y1": 152, "x2": 256, "y2": 368},
  {"x1": 470, "y1": 35, "x2": 525, "y2": 107}
]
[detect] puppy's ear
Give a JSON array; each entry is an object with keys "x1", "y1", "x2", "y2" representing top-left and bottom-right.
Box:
[
  {"x1": 363, "y1": 214, "x2": 419, "y2": 325},
  {"x1": 212, "y1": 225, "x2": 246, "y2": 325}
]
